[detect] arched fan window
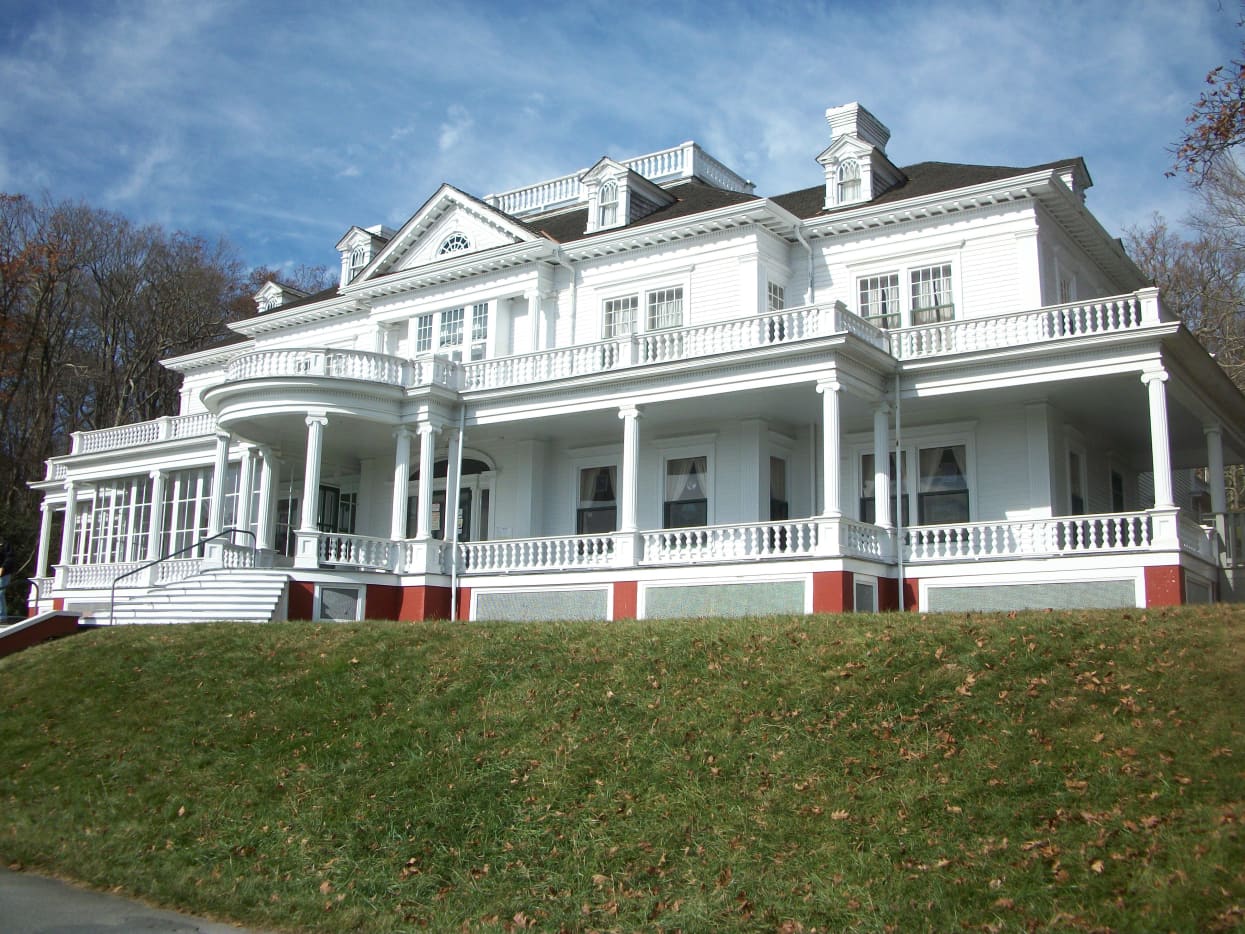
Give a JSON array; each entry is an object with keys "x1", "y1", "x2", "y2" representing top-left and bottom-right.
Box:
[
  {"x1": 438, "y1": 232, "x2": 471, "y2": 255},
  {"x1": 598, "y1": 180, "x2": 619, "y2": 227}
]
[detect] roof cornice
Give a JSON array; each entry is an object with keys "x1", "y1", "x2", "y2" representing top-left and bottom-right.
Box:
[{"x1": 161, "y1": 341, "x2": 253, "y2": 372}]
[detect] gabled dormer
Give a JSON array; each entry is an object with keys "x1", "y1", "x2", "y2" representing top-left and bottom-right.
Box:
[
  {"x1": 580, "y1": 158, "x2": 676, "y2": 234},
  {"x1": 253, "y1": 280, "x2": 309, "y2": 314},
  {"x1": 816, "y1": 102, "x2": 905, "y2": 210},
  {"x1": 335, "y1": 225, "x2": 395, "y2": 287}
]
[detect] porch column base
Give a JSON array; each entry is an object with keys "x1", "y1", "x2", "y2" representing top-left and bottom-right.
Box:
[
  {"x1": 402, "y1": 539, "x2": 447, "y2": 575},
  {"x1": 612, "y1": 531, "x2": 641, "y2": 568},
  {"x1": 293, "y1": 531, "x2": 322, "y2": 569},
  {"x1": 814, "y1": 516, "x2": 842, "y2": 556},
  {"x1": 1149, "y1": 507, "x2": 1181, "y2": 550}
]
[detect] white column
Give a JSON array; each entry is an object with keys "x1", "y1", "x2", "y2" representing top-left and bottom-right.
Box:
[
  {"x1": 59, "y1": 482, "x2": 78, "y2": 566},
  {"x1": 527, "y1": 290, "x2": 542, "y2": 354},
  {"x1": 873, "y1": 402, "x2": 891, "y2": 528},
  {"x1": 255, "y1": 447, "x2": 276, "y2": 550},
  {"x1": 236, "y1": 446, "x2": 256, "y2": 535},
  {"x1": 145, "y1": 470, "x2": 167, "y2": 561},
  {"x1": 300, "y1": 416, "x2": 328, "y2": 531},
  {"x1": 1206, "y1": 424, "x2": 1227, "y2": 515},
  {"x1": 416, "y1": 424, "x2": 438, "y2": 539},
  {"x1": 1142, "y1": 370, "x2": 1175, "y2": 509},
  {"x1": 619, "y1": 405, "x2": 642, "y2": 532},
  {"x1": 818, "y1": 380, "x2": 842, "y2": 517},
  {"x1": 35, "y1": 501, "x2": 54, "y2": 578},
  {"x1": 391, "y1": 428, "x2": 412, "y2": 540},
  {"x1": 207, "y1": 431, "x2": 231, "y2": 537}
]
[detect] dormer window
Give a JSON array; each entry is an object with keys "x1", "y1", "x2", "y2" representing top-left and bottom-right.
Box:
[
  {"x1": 598, "y1": 180, "x2": 619, "y2": 228},
  {"x1": 348, "y1": 247, "x2": 367, "y2": 281},
  {"x1": 438, "y1": 232, "x2": 471, "y2": 255},
  {"x1": 837, "y1": 160, "x2": 862, "y2": 204}
]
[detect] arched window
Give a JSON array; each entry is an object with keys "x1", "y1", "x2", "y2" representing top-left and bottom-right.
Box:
[
  {"x1": 837, "y1": 160, "x2": 861, "y2": 204},
  {"x1": 438, "y1": 232, "x2": 471, "y2": 255},
  {"x1": 348, "y1": 247, "x2": 367, "y2": 280},
  {"x1": 598, "y1": 180, "x2": 619, "y2": 227}
]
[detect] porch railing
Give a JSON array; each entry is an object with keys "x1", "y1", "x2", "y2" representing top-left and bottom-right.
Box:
[
  {"x1": 461, "y1": 534, "x2": 615, "y2": 572},
  {"x1": 640, "y1": 519, "x2": 819, "y2": 564}
]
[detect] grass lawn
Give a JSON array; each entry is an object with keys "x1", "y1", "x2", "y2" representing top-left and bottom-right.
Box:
[{"x1": 1, "y1": 605, "x2": 1244, "y2": 932}]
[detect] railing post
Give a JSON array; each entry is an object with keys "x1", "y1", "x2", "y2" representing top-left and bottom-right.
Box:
[{"x1": 1136, "y1": 286, "x2": 1161, "y2": 325}]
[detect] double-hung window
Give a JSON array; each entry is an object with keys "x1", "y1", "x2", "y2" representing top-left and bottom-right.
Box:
[
  {"x1": 414, "y1": 314, "x2": 433, "y2": 353},
  {"x1": 664, "y1": 456, "x2": 708, "y2": 528},
  {"x1": 647, "y1": 287, "x2": 683, "y2": 330},
  {"x1": 767, "y1": 281, "x2": 786, "y2": 312},
  {"x1": 859, "y1": 273, "x2": 900, "y2": 329},
  {"x1": 603, "y1": 295, "x2": 638, "y2": 338},
  {"x1": 603, "y1": 285, "x2": 684, "y2": 339},
  {"x1": 577, "y1": 466, "x2": 618, "y2": 534},
  {"x1": 856, "y1": 262, "x2": 955, "y2": 327},
  {"x1": 440, "y1": 306, "x2": 465, "y2": 349},
  {"x1": 917, "y1": 444, "x2": 969, "y2": 523},
  {"x1": 910, "y1": 264, "x2": 954, "y2": 325}
]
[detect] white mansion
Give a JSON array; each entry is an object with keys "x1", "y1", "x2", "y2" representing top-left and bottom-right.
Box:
[{"x1": 27, "y1": 103, "x2": 1245, "y2": 624}]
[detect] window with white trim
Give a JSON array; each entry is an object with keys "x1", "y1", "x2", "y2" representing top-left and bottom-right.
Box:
[
  {"x1": 664, "y1": 455, "x2": 709, "y2": 528},
  {"x1": 414, "y1": 314, "x2": 433, "y2": 353},
  {"x1": 440, "y1": 306, "x2": 465, "y2": 348},
  {"x1": 918, "y1": 444, "x2": 969, "y2": 523},
  {"x1": 910, "y1": 264, "x2": 954, "y2": 325},
  {"x1": 348, "y1": 246, "x2": 367, "y2": 280},
  {"x1": 837, "y1": 159, "x2": 861, "y2": 204},
  {"x1": 858, "y1": 273, "x2": 900, "y2": 329},
  {"x1": 577, "y1": 465, "x2": 618, "y2": 534},
  {"x1": 603, "y1": 295, "x2": 638, "y2": 338},
  {"x1": 598, "y1": 180, "x2": 619, "y2": 228},
  {"x1": 647, "y1": 287, "x2": 683, "y2": 330},
  {"x1": 767, "y1": 281, "x2": 786, "y2": 312}
]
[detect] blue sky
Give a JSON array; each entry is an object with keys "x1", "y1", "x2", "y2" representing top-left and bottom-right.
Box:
[{"x1": 0, "y1": 0, "x2": 1238, "y2": 276}]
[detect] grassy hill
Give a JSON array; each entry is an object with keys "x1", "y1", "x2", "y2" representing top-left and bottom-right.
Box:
[{"x1": 2, "y1": 607, "x2": 1243, "y2": 932}]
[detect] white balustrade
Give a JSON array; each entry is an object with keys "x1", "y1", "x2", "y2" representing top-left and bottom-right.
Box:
[
  {"x1": 63, "y1": 562, "x2": 147, "y2": 589},
  {"x1": 640, "y1": 520, "x2": 818, "y2": 564},
  {"x1": 153, "y1": 558, "x2": 203, "y2": 584},
  {"x1": 220, "y1": 543, "x2": 257, "y2": 569},
  {"x1": 226, "y1": 348, "x2": 412, "y2": 387},
  {"x1": 460, "y1": 535, "x2": 615, "y2": 572},
  {"x1": 318, "y1": 533, "x2": 396, "y2": 571},
  {"x1": 905, "y1": 512, "x2": 1154, "y2": 562},
  {"x1": 837, "y1": 518, "x2": 889, "y2": 559},
  {"x1": 889, "y1": 294, "x2": 1154, "y2": 360}
]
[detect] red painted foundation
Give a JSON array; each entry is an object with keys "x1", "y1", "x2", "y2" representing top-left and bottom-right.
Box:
[
  {"x1": 613, "y1": 581, "x2": 638, "y2": 620},
  {"x1": 0, "y1": 613, "x2": 81, "y2": 658},
  {"x1": 812, "y1": 571, "x2": 854, "y2": 613},
  {"x1": 287, "y1": 581, "x2": 315, "y2": 620},
  {"x1": 902, "y1": 577, "x2": 920, "y2": 612},
  {"x1": 1144, "y1": 566, "x2": 1185, "y2": 607}
]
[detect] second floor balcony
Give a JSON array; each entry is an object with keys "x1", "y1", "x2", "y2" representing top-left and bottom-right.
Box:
[{"x1": 61, "y1": 289, "x2": 1166, "y2": 460}]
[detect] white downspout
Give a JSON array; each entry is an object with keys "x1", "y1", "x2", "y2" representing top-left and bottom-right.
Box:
[
  {"x1": 449, "y1": 403, "x2": 466, "y2": 621},
  {"x1": 894, "y1": 372, "x2": 905, "y2": 612},
  {"x1": 793, "y1": 225, "x2": 815, "y2": 306}
]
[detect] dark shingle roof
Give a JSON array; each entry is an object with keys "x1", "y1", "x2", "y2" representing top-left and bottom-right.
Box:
[
  {"x1": 523, "y1": 178, "x2": 762, "y2": 244},
  {"x1": 771, "y1": 159, "x2": 1083, "y2": 219}
]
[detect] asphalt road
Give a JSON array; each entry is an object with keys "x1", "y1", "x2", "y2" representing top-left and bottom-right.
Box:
[{"x1": 0, "y1": 867, "x2": 269, "y2": 933}]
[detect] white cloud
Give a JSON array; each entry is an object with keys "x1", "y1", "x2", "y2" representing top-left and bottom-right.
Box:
[{"x1": 438, "y1": 105, "x2": 474, "y2": 154}]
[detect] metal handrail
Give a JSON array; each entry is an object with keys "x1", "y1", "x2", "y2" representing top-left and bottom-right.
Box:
[{"x1": 108, "y1": 528, "x2": 257, "y2": 624}]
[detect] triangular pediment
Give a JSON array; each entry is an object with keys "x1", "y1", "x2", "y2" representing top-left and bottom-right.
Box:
[{"x1": 357, "y1": 185, "x2": 540, "y2": 282}]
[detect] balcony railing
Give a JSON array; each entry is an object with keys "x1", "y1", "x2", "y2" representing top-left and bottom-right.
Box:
[
  {"x1": 904, "y1": 512, "x2": 1156, "y2": 562},
  {"x1": 889, "y1": 291, "x2": 1160, "y2": 360},
  {"x1": 70, "y1": 413, "x2": 216, "y2": 455},
  {"x1": 641, "y1": 519, "x2": 819, "y2": 564},
  {"x1": 54, "y1": 292, "x2": 1163, "y2": 462}
]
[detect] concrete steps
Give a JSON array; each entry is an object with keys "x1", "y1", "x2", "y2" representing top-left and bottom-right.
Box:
[{"x1": 105, "y1": 569, "x2": 290, "y2": 625}]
